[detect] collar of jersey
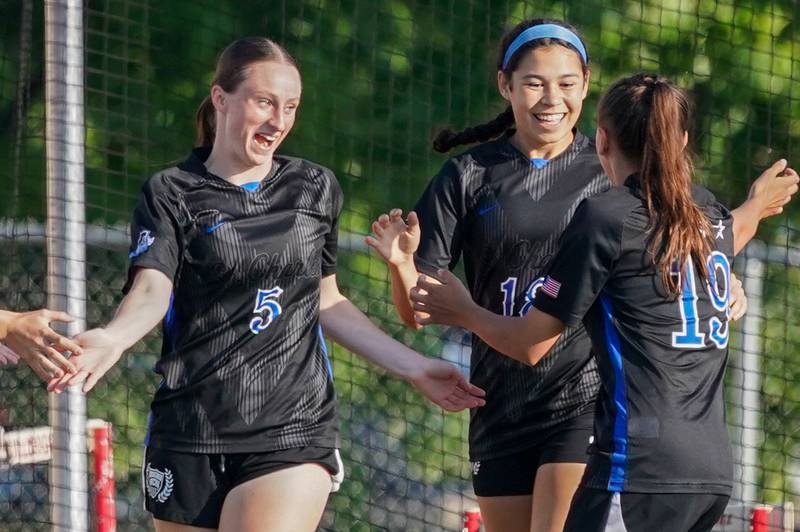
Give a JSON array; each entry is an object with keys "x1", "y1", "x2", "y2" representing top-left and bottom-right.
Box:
[
  {"x1": 502, "y1": 128, "x2": 587, "y2": 166},
  {"x1": 181, "y1": 147, "x2": 278, "y2": 191}
]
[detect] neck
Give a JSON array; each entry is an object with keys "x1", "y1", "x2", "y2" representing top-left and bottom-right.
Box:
[
  {"x1": 205, "y1": 145, "x2": 272, "y2": 185},
  {"x1": 608, "y1": 157, "x2": 639, "y2": 186},
  {"x1": 510, "y1": 129, "x2": 574, "y2": 160}
]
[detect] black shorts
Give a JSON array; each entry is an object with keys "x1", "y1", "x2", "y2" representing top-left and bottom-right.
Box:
[
  {"x1": 564, "y1": 487, "x2": 730, "y2": 532},
  {"x1": 471, "y1": 411, "x2": 593, "y2": 497},
  {"x1": 142, "y1": 445, "x2": 343, "y2": 528}
]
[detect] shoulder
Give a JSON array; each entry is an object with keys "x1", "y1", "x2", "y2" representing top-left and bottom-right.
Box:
[
  {"x1": 691, "y1": 184, "x2": 730, "y2": 220},
  {"x1": 277, "y1": 155, "x2": 339, "y2": 186},
  {"x1": 433, "y1": 137, "x2": 514, "y2": 187},
  {"x1": 574, "y1": 186, "x2": 637, "y2": 228},
  {"x1": 140, "y1": 165, "x2": 202, "y2": 200}
]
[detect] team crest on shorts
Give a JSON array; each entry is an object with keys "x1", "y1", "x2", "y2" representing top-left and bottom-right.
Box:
[
  {"x1": 471, "y1": 461, "x2": 481, "y2": 475},
  {"x1": 145, "y1": 462, "x2": 174, "y2": 503}
]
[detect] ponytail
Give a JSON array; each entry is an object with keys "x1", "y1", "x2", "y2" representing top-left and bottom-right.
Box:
[
  {"x1": 195, "y1": 95, "x2": 215, "y2": 148},
  {"x1": 433, "y1": 106, "x2": 514, "y2": 152},
  {"x1": 599, "y1": 74, "x2": 712, "y2": 297},
  {"x1": 641, "y1": 81, "x2": 711, "y2": 295}
]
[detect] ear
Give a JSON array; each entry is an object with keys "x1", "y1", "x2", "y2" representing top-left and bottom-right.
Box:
[
  {"x1": 497, "y1": 70, "x2": 511, "y2": 101},
  {"x1": 596, "y1": 126, "x2": 609, "y2": 156},
  {"x1": 581, "y1": 69, "x2": 591, "y2": 100},
  {"x1": 682, "y1": 130, "x2": 689, "y2": 148},
  {"x1": 210, "y1": 85, "x2": 226, "y2": 114}
]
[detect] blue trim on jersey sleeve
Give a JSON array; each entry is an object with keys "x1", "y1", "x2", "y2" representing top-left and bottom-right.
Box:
[
  {"x1": 600, "y1": 294, "x2": 628, "y2": 492},
  {"x1": 318, "y1": 324, "x2": 334, "y2": 379},
  {"x1": 240, "y1": 182, "x2": 260, "y2": 192},
  {"x1": 530, "y1": 158, "x2": 550, "y2": 169}
]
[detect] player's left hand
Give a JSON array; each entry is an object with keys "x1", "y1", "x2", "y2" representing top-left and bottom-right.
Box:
[
  {"x1": 408, "y1": 357, "x2": 486, "y2": 412},
  {"x1": 748, "y1": 159, "x2": 799, "y2": 218},
  {"x1": 410, "y1": 270, "x2": 476, "y2": 327},
  {"x1": 728, "y1": 272, "x2": 747, "y2": 321}
]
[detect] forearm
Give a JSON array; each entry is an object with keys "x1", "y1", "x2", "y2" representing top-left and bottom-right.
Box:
[
  {"x1": 104, "y1": 271, "x2": 172, "y2": 349},
  {"x1": 462, "y1": 306, "x2": 562, "y2": 366},
  {"x1": 0, "y1": 310, "x2": 15, "y2": 340},
  {"x1": 389, "y1": 260, "x2": 421, "y2": 328},
  {"x1": 731, "y1": 201, "x2": 761, "y2": 255},
  {"x1": 320, "y1": 297, "x2": 425, "y2": 380}
]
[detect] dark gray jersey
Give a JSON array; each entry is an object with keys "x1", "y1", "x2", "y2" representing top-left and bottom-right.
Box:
[
  {"x1": 127, "y1": 148, "x2": 341, "y2": 453},
  {"x1": 414, "y1": 132, "x2": 609, "y2": 460},
  {"x1": 534, "y1": 178, "x2": 734, "y2": 494}
]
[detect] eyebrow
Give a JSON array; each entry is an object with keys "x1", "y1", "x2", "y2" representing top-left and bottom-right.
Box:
[{"x1": 519, "y1": 73, "x2": 582, "y2": 81}]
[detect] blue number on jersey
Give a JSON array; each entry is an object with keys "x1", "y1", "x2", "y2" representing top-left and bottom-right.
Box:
[
  {"x1": 671, "y1": 253, "x2": 731, "y2": 349},
  {"x1": 706, "y1": 251, "x2": 731, "y2": 348},
  {"x1": 500, "y1": 276, "x2": 545, "y2": 317},
  {"x1": 250, "y1": 286, "x2": 284, "y2": 334}
]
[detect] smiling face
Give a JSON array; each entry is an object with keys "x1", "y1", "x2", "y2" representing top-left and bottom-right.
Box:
[
  {"x1": 212, "y1": 60, "x2": 302, "y2": 171},
  {"x1": 498, "y1": 45, "x2": 589, "y2": 156}
]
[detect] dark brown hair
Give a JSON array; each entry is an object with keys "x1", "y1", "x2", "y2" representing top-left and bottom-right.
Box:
[
  {"x1": 433, "y1": 19, "x2": 588, "y2": 153},
  {"x1": 195, "y1": 37, "x2": 299, "y2": 147},
  {"x1": 598, "y1": 73, "x2": 712, "y2": 296}
]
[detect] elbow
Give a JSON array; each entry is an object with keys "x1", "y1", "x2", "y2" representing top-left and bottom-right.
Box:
[{"x1": 522, "y1": 345, "x2": 549, "y2": 367}]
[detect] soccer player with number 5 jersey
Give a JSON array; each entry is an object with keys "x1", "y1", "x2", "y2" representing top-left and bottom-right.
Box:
[{"x1": 47, "y1": 37, "x2": 486, "y2": 532}]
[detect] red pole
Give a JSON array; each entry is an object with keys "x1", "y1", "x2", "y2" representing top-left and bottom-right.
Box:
[
  {"x1": 751, "y1": 506, "x2": 771, "y2": 532},
  {"x1": 92, "y1": 422, "x2": 116, "y2": 532},
  {"x1": 463, "y1": 508, "x2": 482, "y2": 532}
]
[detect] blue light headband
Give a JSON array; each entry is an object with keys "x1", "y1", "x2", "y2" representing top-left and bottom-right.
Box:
[{"x1": 502, "y1": 24, "x2": 588, "y2": 70}]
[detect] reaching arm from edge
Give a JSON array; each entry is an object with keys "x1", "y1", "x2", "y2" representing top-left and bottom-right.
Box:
[
  {"x1": 731, "y1": 159, "x2": 798, "y2": 255},
  {"x1": 48, "y1": 267, "x2": 173, "y2": 394},
  {"x1": 0, "y1": 309, "x2": 81, "y2": 380},
  {"x1": 319, "y1": 274, "x2": 485, "y2": 412}
]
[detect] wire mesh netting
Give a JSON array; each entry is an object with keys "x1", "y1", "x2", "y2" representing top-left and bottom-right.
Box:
[{"x1": 0, "y1": 0, "x2": 798, "y2": 530}]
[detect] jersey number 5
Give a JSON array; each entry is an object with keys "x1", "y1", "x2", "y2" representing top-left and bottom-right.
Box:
[
  {"x1": 672, "y1": 251, "x2": 730, "y2": 349},
  {"x1": 250, "y1": 287, "x2": 284, "y2": 334}
]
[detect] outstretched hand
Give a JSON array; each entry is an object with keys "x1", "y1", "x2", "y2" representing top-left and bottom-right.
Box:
[
  {"x1": 749, "y1": 159, "x2": 799, "y2": 218},
  {"x1": 409, "y1": 357, "x2": 485, "y2": 412},
  {"x1": 364, "y1": 209, "x2": 421, "y2": 266},
  {"x1": 4, "y1": 309, "x2": 80, "y2": 381},
  {"x1": 410, "y1": 270, "x2": 476, "y2": 327},
  {"x1": 47, "y1": 328, "x2": 124, "y2": 394}
]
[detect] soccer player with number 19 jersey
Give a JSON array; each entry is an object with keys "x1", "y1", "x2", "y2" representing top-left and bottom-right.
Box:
[{"x1": 411, "y1": 74, "x2": 798, "y2": 531}]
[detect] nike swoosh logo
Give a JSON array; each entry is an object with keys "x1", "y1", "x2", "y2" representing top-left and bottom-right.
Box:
[
  {"x1": 478, "y1": 203, "x2": 498, "y2": 216},
  {"x1": 205, "y1": 221, "x2": 228, "y2": 234}
]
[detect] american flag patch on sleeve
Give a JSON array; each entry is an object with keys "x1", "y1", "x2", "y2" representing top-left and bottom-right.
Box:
[{"x1": 540, "y1": 276, "x2": 561, "y2": 298}]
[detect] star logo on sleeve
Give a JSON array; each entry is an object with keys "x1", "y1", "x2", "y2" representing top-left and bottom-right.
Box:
[{"x1": 712, "y1": 220, "x2": 725, "y2": 240}]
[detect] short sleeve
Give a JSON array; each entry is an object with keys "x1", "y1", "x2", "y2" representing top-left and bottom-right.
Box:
[
  {"x1": 124, "y1": 174, "x2": 185, "y2": 293},
  {"x1": 321, "y1": 171, "x2": 344, "y2": 277},
  {"x1": 413, "y1": 160, "x2": 465, "y2": 275},
  {"x1": 533, "y1": 198, "x2": 623, "y2": 327}
]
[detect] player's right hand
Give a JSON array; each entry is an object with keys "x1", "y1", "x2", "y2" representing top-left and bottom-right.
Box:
[
  {"x1": 364, "y1": 208, "x2": 421, "y2": 266},
  {"x1": 4, "y1": 309, "x2": 80, "y2": 381},
  {"x1": 47, "y1": 328, "x2": 123, "y2": 394}
]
